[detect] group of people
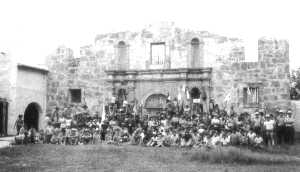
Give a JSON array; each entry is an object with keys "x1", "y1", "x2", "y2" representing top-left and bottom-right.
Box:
[{"x1": 14, "y1": 98, "x2": 296, "y2": 148}]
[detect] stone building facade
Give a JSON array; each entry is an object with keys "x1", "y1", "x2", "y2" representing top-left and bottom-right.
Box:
[
  {"x1": 46, "y1": 23, "x2": 290, "y2": 117},
  {"x1": 0, "y1": 52, "x2": 48, "y2": 135}
]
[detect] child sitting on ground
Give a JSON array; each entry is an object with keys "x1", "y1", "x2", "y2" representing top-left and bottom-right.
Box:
[
  {"x1": 38, "y1": 129, "x2": 44, "y2": 144},
  {"x1": 15, "y1": 125, "x2": 26, "y2": 144},
  {"x1": 120, "y1": 128, "x2": 130, "y2": 143},
  {"x1": 81, "y1": 128, "x2": 92, "y2": 144},
  {"x1": 28, "y1": 127, "x2": 37, "y2": 144},
  {"x1": 50, "y1": 127, "x2": 60, "y2": 144},
  {"x1": 68, "y1": 128, "x2": 79, "y2": 145}
]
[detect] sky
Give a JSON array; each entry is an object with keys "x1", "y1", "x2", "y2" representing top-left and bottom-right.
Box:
[{"x1": 0, "y1": 0, "x2": 299, "y2": 69}]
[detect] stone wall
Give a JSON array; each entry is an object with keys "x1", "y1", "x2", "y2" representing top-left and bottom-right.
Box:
[
  {"x1": 46, "y1": 46, "x2": 112, "y2": 115},
  {"x1": 212, "y1": 38, "x2": 290, "y2": 113},
  {"x1": 94, "y1": 23, "x2": 245, "y2": 70},
  {"x1": 46, "y1": 23, "x2": 244, "y2": 115}
]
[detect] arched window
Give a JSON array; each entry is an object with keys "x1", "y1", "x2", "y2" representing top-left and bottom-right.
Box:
[
  {"x1": 191, "y1": 38, "x2": 200, "y2": 68},
  {"x1": 117, "y1": 41, "x2": 129, "y2": 70}
]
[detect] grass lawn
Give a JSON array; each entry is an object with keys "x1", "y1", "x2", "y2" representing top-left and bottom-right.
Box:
[{"x1": 1, "y1": 144, "x2": 300, "y2": 172}]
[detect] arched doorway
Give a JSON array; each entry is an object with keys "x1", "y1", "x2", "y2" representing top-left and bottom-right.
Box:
[
  {"x1": 24, "y1": 103, "x2": 41, "y2": 130},
  {"x1": 145, "y1": 94, "x2": 167, "y2": 115}
]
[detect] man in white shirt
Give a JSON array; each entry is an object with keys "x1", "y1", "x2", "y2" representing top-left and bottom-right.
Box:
[
  {"x1": 284, "y1": 111, "x2": 295, "y2": 144},
  {"x1": 263, "y1": 114, "x2": 275, "y2": 146}
]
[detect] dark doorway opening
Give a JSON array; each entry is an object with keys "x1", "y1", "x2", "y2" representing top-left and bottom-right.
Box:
[
  {"x1": 0, "y1": 101, "x2": 8, "y2": 137},
  {"x1": 190, "y1": 87, "x2": 201, "y2": 99},
  {"x1": 117, "y1": 89, "x2": 127, "y2": 108},
  {"x1": 24, "y1": 103, "x2": 40, "y2": 130}
]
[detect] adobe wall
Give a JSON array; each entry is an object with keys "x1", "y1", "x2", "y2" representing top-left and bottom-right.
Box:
[
  {"x1": 0, "y1": 53, "x2": 48, "y2": 134},
  {"x1": 15, "y1": 67, "x2": 48, "y2": 132},
  {"x1": 212, "y1": 38, "x2": 290, "y2": 113},
  {"x1": 0, "y1": 52, "x2": 18, "y2": 135}
]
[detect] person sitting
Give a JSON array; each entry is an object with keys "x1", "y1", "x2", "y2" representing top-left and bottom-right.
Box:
[
  {"x1": 229, "y1": 131, "x2": 240, "y2": 146},
  {"x1": 155, "y1": 133, "x2": 165, "y2": 147},
  {"x1": 50, "y1": 127, "x2": 61, "y2": 144},
  {"x1": 247, "y1": 130, "x2": 257, "y2": 146},
  {"x1": 170, "y1": 129, "x2": 180, "y2": 146},
  {"x1": 38, "y1": 129, "x2": 44, "y2": 144},
  {"x1": 162, "y1": 129, "x2": 172, "y2": 147},
  {"x1": 15, "y1": 125, "x2": 26, "y2": 144},
  {"x1": 210, "y1": 131, "x2": 222, "y2": 146},
  {"x1": 68, "y1": 128, "x2": 79, "y2": 145},
  {"x1": 120, "y1": 128, "x2": 130, "y2": 143},
  {"x1": 131, "y1": 126, "x2": 143, "y2": 145},
  {"x1": 254, "y1": 135, "x2": 264, "y2": 148},
  {"x1": 220, "y1": 131, "x2": 230, "y2": 146},
  {"x1": 64, "y1": 126, "x2": 71, "y2": 145},
  {"x1": 180, "y1": 129, "x2": 194, "y2": 147},
  {"x1": 211, "y1": 114, "x2": 221, "y2": 132},
  {"x1": 81, "y1": 128, "x2": 92, "y2": 144},
  {"x1": 28, "y1": 127, "x2": 37, "y2": 144},
  {"x1": 105, "y1": 126, "x2": 114, "y2": 143},
  {"x1": 92, "y1": 128, "x2": 101, "y2": 144},
  {"x1": 57, "y1": 130, "x2": 64, "y2": 144}
]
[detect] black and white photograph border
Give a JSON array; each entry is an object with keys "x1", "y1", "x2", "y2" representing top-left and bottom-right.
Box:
[{"x1": 1, "y1": 0, "x2": 300, "y2": 172}]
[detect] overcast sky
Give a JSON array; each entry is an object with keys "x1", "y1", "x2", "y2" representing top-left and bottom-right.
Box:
[{"x1": 0, "y1": 0, "x2": 299, "y2": 69}]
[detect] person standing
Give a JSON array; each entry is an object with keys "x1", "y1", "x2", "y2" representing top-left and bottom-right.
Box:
[
  {"x1": 263, "y1": 114, "x2": 276, "y2": 146},
  {"x1": 251, "y1": 112, "x2": 262, "y2": 136},
  {"x1": 284, "y1": 110, "x2": 295, "y2": 145},
  {"x1": 14, "y1": 115, "x2": 24, "y2": 135},
  {"x1": 276, "y1": 110, "x2": 285, "y2": 145},
  {"x1": 52, "y1": 106, "x2": 60, "y2": 123}
]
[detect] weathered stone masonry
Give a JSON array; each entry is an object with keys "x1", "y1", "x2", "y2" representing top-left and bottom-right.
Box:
[
  {"x1": 46, "y1": 23, "x2": 290, "y2": 116},
  {"x1": 212, "y1": 38, "x2": 290, "y2": 112}
]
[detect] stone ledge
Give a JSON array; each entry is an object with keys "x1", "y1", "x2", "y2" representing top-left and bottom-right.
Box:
[{"x1": 105, "y1": 67, "x2": 212, "y2": 75}]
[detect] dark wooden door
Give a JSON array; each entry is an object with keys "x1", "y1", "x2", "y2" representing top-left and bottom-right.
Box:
[{"x1": 0, "y1": 101, "x2": 8, "y2": 136}]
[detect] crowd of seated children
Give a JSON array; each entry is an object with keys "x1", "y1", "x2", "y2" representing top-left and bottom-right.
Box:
[{"x1": 13, "y1": 98, "x2": 295, "y2": 150}]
